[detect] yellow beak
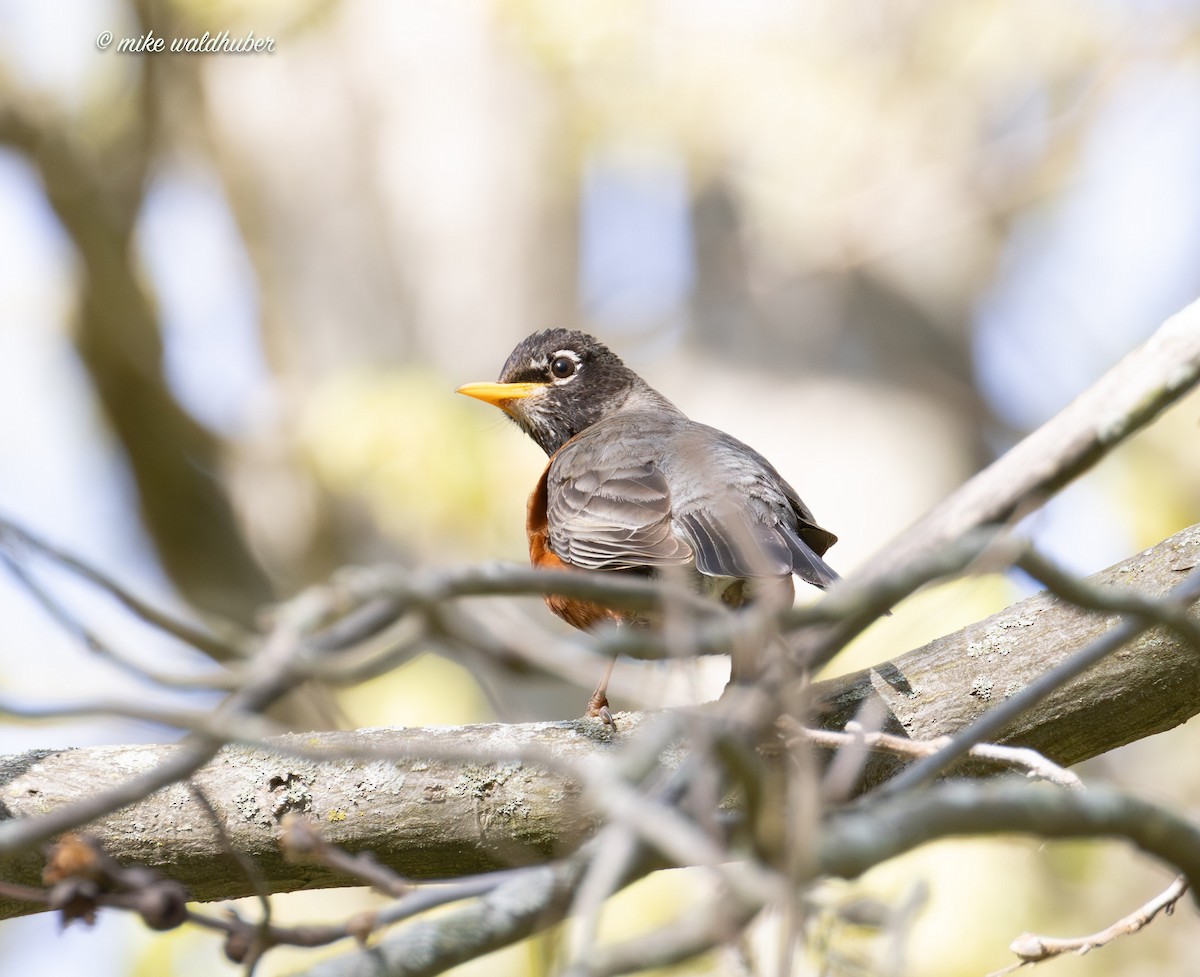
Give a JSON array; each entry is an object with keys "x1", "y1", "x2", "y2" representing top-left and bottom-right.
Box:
[{"x1": 456, "y1": 381, "x2": 546, "y2": 412}]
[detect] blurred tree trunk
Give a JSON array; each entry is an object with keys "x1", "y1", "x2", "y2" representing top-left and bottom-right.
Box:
[
  {"x1": 0, "y1": 10, "x2": 341, "y2": 728},
  {"x1": 1, "y1": 96, "x2": 273, "y2": 629}
]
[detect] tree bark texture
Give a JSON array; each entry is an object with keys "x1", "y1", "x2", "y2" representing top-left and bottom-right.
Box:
[
  {"x1": 816, "y1": 523, "x2": 1200, "y2": 785},
  {"x1": 0, "y1": 716, "x2": 637, "y2": 920}
]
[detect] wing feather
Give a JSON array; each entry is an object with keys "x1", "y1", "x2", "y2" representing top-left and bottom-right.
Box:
[{"x1": 546, "y1": 461, "x2": 693, "y2": 570}]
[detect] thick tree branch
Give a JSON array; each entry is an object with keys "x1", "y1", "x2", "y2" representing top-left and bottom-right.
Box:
[
  {"x1": 0, "y1": 717, "x2": 636, "y2": 921},
  {"x1": 816, "y1": 520, "x2": 1200, "y2": 787},
  {"x1": 877, "y1": 561, "x2": 1200, "y2": 794},
  {"x1": 816, "y1": 522, "x2": 1200, "y2": 788},
  {"x1": 0, "y1": 523, "x2": 1195, "y2": 924}
]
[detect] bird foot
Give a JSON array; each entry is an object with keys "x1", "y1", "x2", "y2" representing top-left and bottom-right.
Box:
[{"x1": 586, "y1": 691, "x2": 614, "y2": 726}]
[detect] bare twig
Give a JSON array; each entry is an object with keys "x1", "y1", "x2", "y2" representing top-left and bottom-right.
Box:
[
  {"x1": 989, "y1": 875, "x2": 1189, "y2": 976},
  {"x1": 0, "y1": 506, "x2": 252, "y2": 661},
  {"x1": 1014, "y1": 548, "x2": 1200, "y2": 650},
  {"x1": 293, "y1": 847, "x2": 595, "y2": 977},
  {"x1": 563, "y1": 879, "x2": 762, "y2": 977},
  {"x1": 186, "y1": 782, "x2": 274, "y2": 973},
  {"x1": 185, "y1": 840, "x2": 539, "y2": 963},
  {"x1": 281, "y1": 816, "x2": 410, "y2": 898},
  {"x1": 795, "y1": 722, "x2": 1084, "y2": 790},
  {"x1": 0, "y1": 695, "x2": 279, "y2": 741},
  {"x1": 0, "y1": 548, "x2": 238, "y2": 691},
  {"x1": 331, "y1": 563, "x2": 726, "y2": 630}
]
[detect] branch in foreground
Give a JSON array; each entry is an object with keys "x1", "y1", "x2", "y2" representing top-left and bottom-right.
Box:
[
  {"x1": 296, "y1": 851, "x2": 591, "y2": 977},
  {"x1": 819, "y1": 780, "x2": 1200, "y2": 896},
  {"x1": 816, "y1": 521, "x2": 1200, "y2": 788},
  {"x1": 0, "y1": 524, "x2": 1197, "y2": 921},
  {"x1": 305, "y1": 780, "x2": 1200, "y2": 977}
]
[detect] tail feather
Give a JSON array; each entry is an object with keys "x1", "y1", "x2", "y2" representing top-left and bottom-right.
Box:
[{"x1": 784, "y1": 530, "x2": 840, "y2": 589}]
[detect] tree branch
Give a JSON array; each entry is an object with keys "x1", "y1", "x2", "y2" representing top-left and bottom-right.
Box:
[
  {"x1": 0, "y1": 716, "x2": 635, "y2": 921},
  {"x1": 868, "y1": 298, "x2": 1200, "y2": 579},
  {"x1": 818, "y1": 781, "x2": 1200, "y2": 896},
  {"x1": 796, "y1": 297, "x2": 1200, "y2": 669},
  {"x1": 816, "y1": 521, "x2": 1200, "y2": 789},
  {"x1": 0, "y1": 522, "x2": 1195, "y2": 924},
  {"x1": 999, "y1": 875, "x2": 1189, "y2": 974}
]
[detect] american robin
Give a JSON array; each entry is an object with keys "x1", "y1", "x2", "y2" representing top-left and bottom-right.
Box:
[{"x1": 457, "y1": 329, "x2": 838, "y2": 719}]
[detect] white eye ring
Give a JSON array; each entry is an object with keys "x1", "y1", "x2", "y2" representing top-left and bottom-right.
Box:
[{"x1": 549, "y1": 351, "x2": 579, "y2": 380}]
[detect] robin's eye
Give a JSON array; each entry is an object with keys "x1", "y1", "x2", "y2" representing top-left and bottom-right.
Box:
[{"x1": 550, "y1": 355, "x2": 576, "y2": 379}]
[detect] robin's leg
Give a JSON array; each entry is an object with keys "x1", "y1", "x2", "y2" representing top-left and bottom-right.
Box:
[{"x1": 586, "y1": 655, "x2": 615, "y2": 725}]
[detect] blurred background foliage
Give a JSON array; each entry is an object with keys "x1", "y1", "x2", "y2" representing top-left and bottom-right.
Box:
[{"x1": 2, "y1": 0, "x2": 1200, "y2": 974}]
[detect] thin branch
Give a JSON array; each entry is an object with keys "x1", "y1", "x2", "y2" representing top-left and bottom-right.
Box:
[
  {"x1": 186, "y1": 782, "x2": 274, "y2": 973},
  {"x1": 0, "y1": 581, "x2": 331, "y2": 855},
  {"x1": 867, "y1": 298, "x2": 1200, "y2": 582},
  {"x1": 563, "y1": 880, "x2": 761, "y2": 977},
  {"x1": 293, "y1": 847, "x2": 595, "y2": 977},
  {"x1": 281, "y1": 816, "x2": 409, "y2": 898},
  {"x1": 0, "y1": 549, "x2": 235, "y2": 692},
  {"x1": 795, "y1": 722, "x2": 1084, "y2": 790},
  {"x1": 182, "y1": 845, "x2": 536, "y2": 963},
  {"x1": 566, "y1": 824, "x2": 643, "y2": 968},
  {"x1": 0, "y1": 514, "x2": 251, "y2": 662},
  {"x1": 990, "y1": 875, "x2": 1189, "y2": 976},
  {"x1": 0, "y1": 695, "x2": 279, "y2": 742},
  {"x1": 1014, "y1": 548, "x2": 1200, "y2": 649},
  {"x1": 333, "y1": 563, "x2": 726, "y2": 629}
]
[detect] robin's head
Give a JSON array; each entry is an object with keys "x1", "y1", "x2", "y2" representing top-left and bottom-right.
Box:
[{"x1": 457, "y1": 329, "x2": 646, "y2": 455}]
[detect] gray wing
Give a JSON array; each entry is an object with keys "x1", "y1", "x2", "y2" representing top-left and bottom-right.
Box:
[
  {"x1": 547, "y1": 414, "x2": 839, "y2": 587},
  {"x1": 667, "y1": 425, "x2": 841, "y2": 588},
  {"x1": 677, "y1": 504, "x2": 839, "y2": 587},
  {"x1": 546, "y1": 460, "x2": 694, "y2": 570}
]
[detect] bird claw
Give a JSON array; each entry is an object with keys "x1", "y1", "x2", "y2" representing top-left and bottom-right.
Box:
[{"x1": 586, "y1": 691, "x2": 614, "y2": 726}]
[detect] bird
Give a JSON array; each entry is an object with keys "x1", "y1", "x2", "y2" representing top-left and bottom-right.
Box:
[{"x1": 456, "y1": 329, "x2": 839, "y2": 720}]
